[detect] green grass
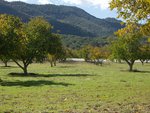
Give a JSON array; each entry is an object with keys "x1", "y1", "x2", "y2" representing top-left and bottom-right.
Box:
[{"x1": 0, "y1": 62, "x2": 150, "y2": 113}]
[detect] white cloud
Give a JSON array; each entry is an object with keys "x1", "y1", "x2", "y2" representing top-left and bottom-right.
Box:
[
  {"x1": 86, "y1": 0, "x2": 111, "y2": 10},
  {"x1": 63, "y1": 0, "x2": 82, "y2": 5},
  {"x1": 62, "y1": 0, "x2": 110, "y2": 10},
  {"x1": 38, "y1": 0, "x2": 52, "y2": 4}
]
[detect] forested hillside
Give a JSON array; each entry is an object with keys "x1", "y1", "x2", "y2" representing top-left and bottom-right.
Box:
[
  {"x1": 61, "y1": 35, "x2": 113, "y2": 49},
  {"x1": 0, "y1": 0, "x2": 123, "y2": 38}
]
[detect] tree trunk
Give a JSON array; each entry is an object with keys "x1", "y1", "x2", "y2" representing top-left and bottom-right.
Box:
[
  {"x1": 100, "y1": 60, "x2": 103, "y2": 66},
  {"x1": 4, "y1": 61, "x2": 8, "y2": 67},
  {"x1": 53, "y1": 57, "x2": 56, "y2": 66},
  {"x1": 13, "y1": 59, "x2": 30, "y2": 75},
  {"x1": 141, "y1": 61, "x2": 144, "y2": 65},
  {"x1": 124, "y1": 59, "x2": 135, "y2": 72},
  {"x1": 23, "y1": 66, "x2": 28, "y2": 75},
  {"x1": 129, "y1": 60, "x2": 135, "y2": 72},
  {"x1": 54, "y1": 60, "x2": 56, "y2": 66},
  {"x1": 140, "y1": 59, "x2": 144, "y2": 65},
  {"x1": 118, "y1": 59, "x2": 121, "y2": 63},
  {"x1": 129, "y1": 64, "x2": 133, "y2": 72},
  {"x1": 50, "y1": 61, "x2": 53, "y2": 67},
  {"x1": 146, "y1": 60, "x2": 149, "y2": 63},
  {"x1": 22, "y1": 61, "x2": 29, "y2": 75}
]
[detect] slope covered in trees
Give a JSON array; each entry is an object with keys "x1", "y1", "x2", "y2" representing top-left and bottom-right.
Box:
[{"x1": 0, "y1": 0, "x2": 122, "y2": 38}]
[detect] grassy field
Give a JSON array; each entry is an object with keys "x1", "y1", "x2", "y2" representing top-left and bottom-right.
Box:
[{"x1": 0, "y1": 61, "x2": 150, "y2": 113}]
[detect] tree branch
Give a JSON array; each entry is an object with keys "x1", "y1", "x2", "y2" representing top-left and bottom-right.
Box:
[{"x1": 13, "y1": 59, "x2": 24, "y2": 70}]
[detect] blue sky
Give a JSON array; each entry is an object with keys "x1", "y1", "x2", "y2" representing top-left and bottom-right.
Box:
[{"x1": 5, "y1": 0, "x2": 117, "y2": 19}]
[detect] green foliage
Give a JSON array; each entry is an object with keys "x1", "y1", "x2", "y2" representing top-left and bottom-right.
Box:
[
  {"x1": 0, "y1": 14, "x2": 20, "y2": 67},
  {"x1": 11, "y1": 17, "x2": 53, "y2": 75},
  {"x1": 80, "y1": 45, "x2": 92, "y2": 61},
  {"x1": 109, "y1": 0, "x2": 150, "y2": 70},
  {"x1": 110, "y1": 0, "x2": 150, "y2": 36},
  {"x1": 61, "y1": 35, "x2": 112, "y2": 49},
  {"x1": 0, "y1": 14, "x2": 22, "y2": 56},
  {"x1": 0, "y1": 14, "x2": 61, "y2": 75},
  {"x1": 110, "y1": 0, "x2": 150, "y2": 21},
  {"x1": 110, "y1": 32, "x2": 142, "y2": 71},
  {"x1": 47, "y1": 34, "x2": 63, "y2": 57},
  {"x1": 47, "y1": 34, "x2": 67, "y2": 66},
  {"x1": 140, "y1": 43, "x2": 150, "y2": 64},
  {"x1": 65, "y1": 48, "x2": 80, "y2": 58},
  {"x1": 79, "y1": 45, "x2": 110, "y2": 65},
  {"x1": 0, "y1": 55, "x2": 10, "y2": 67}
]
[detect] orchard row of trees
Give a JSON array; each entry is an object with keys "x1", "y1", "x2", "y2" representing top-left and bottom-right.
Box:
[
  {"x1": 1, "y1": 2, "x2": 150, "y2": 74},
  {"x1": 76, "y1": 38, "x2": 149, "y2": 71},
  {"x1": 80, "y1": 45, "x2": 110, "y2": 65},
  {"x1": 0, "y1": 14, "x2": 64, "y2": 75}
]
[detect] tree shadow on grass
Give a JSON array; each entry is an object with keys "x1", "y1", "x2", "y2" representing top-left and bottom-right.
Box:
[
  {"x1": 57, "y1": 65, "x2": 76, "y2": 68},
  {"x1": 0, "y1": 80, "x2": 74, "y2": 87},
  {"x1": 0, "y1": 66, "x2": 18, "y2": 69},
  {"x1": 60, "y1": 61, "x2": 81, "y2": 64},
  {"x1": 121, "y1": 70, "x2": 150, "y2": 73},
  {"x1": 8, "y1": 73, "x2": 93, "y2": 78},
  {"x1": 132, "y1": 70, "x2": 150, "y2": 73}
]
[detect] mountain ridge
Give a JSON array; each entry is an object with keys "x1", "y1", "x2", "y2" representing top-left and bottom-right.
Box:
[{"x1": 0, "y1": 0, "x2": 122, "y2": 38}]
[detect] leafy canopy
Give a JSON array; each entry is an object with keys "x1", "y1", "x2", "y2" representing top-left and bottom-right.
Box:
[
  {"x1": 0, "y1": 14, "x2": 22, "y2": 56},
  {"x1": 110, "y1": 0, "x2": 150, "y2": 36},
  {"x1": 111, "y1": 32, "x2": 142, "y2": 71},
  {"x1": 0, "y1": 14, "x2": 60, "y2": 75}
]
